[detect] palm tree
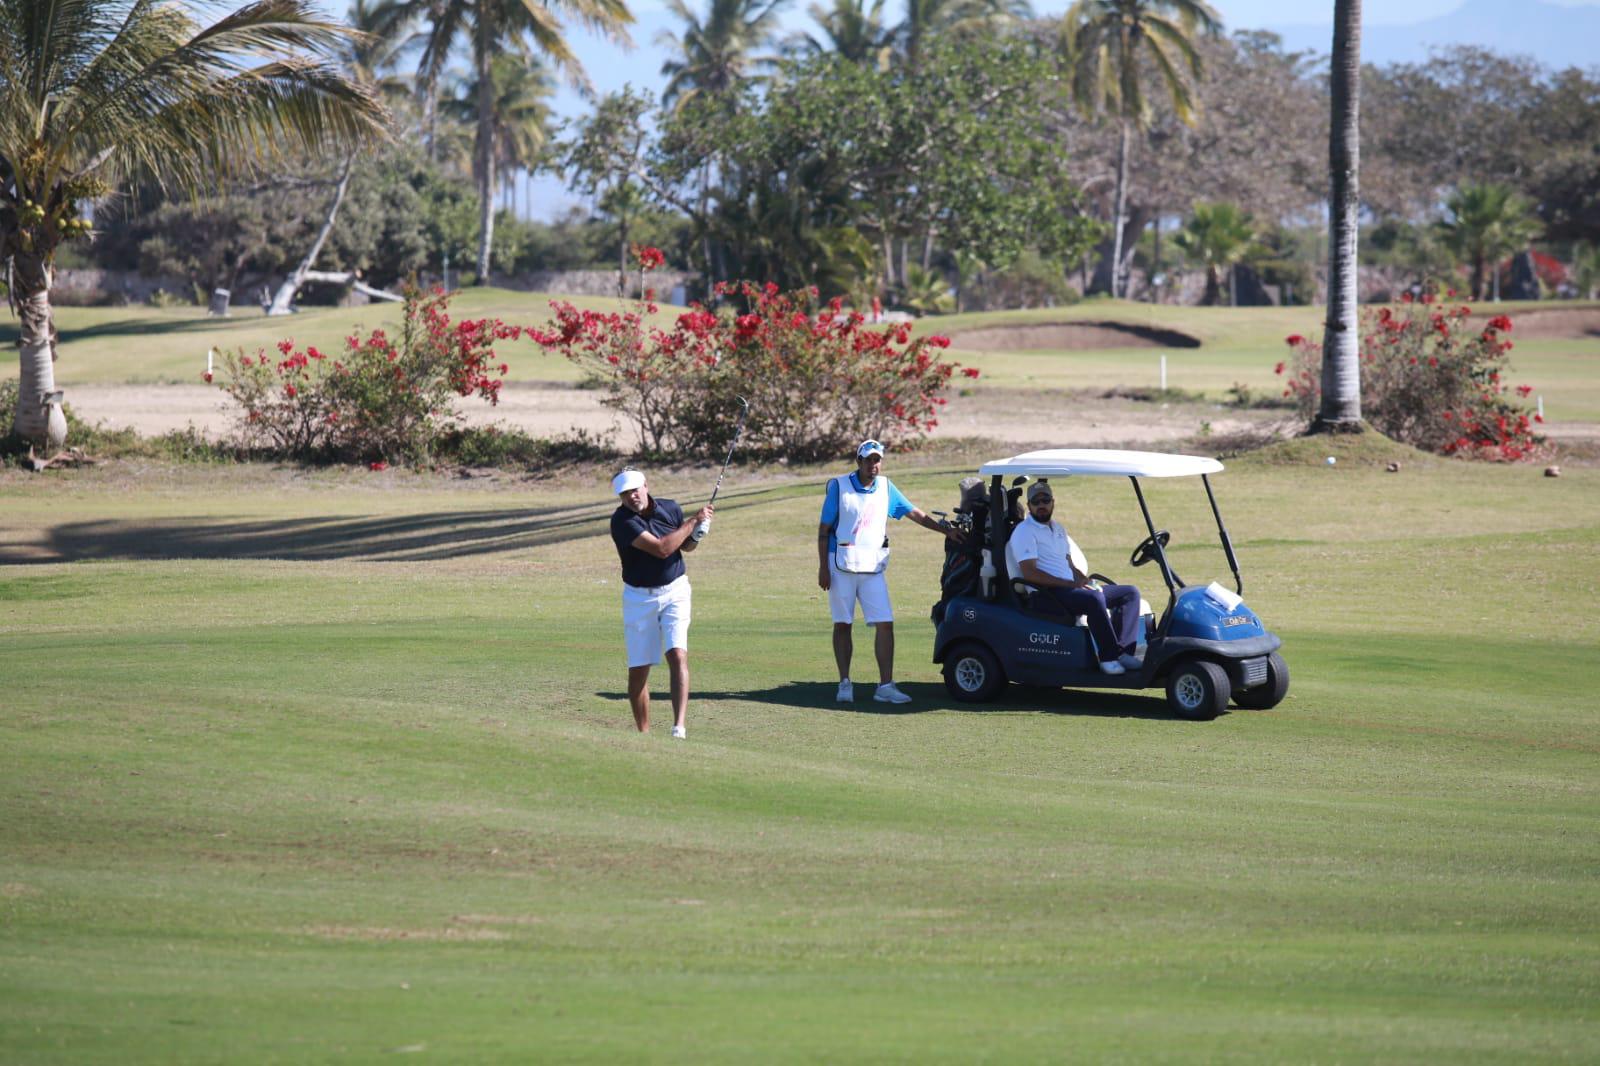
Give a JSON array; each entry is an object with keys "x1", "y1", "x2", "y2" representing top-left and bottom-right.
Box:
[
  {"x1": 1172, "y1": 201, "x2": 1254, "y2": 306},
  {"x1": 412, "y1": 0, "x2": 631, "y2": 285},
  {"x1": 1060, "y1": 0, "x2": 1221, "y2": 299},
  {"x1": 896, "y1": 0, "x2": 1030, "y2": 71},
  {"x1": 443, "y1": 54, "x2": 556, "y2": 217},
  {"x1": 1316, "y1": 0, "x2": 1361, "y2": 431},
  {"x1": 787, "y1": 0, "x2": 892, "y2": 69},
  {"x1": 0, "y1": 0, "x2": 388, "y2": 448},
  {"x1": 1436, "y1": 182, "x2": 1541, "y2": 301},
  {"x1": 658, "y1": 0, "x2": 791, "y2": 111}
]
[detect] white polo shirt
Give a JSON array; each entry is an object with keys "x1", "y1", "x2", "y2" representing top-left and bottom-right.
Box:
[{"x1": 1007, "y1": 514, "x2": 1081, "y2": 586}]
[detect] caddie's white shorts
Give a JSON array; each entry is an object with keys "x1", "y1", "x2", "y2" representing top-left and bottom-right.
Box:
[
  {"x1": 622, "y1": 575, "x2": 691, "y2": 667},
  {"x1": 828, "y1": 560, "x2": 893, "y2": 625}
]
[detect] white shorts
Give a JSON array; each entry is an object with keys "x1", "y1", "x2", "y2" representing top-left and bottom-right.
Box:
[
  {"x1": 828, "y1": 560, "x2": 893, "y2": 625},
  {"x1": 622, "y1": 575, "x2": 691, "y2": 668}
]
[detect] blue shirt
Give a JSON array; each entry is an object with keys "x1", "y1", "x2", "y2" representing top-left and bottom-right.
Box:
[
  {"x1": 819, "y1": 473, "x2": 914, "y2": 552},
  {"x1": 611, "y1": 497, "x2": 687, "y2": 588}
]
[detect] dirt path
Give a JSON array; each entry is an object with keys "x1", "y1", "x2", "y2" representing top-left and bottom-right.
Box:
[{"x1": 62, "y1": 381, "x2": 1299, "y2": 451}]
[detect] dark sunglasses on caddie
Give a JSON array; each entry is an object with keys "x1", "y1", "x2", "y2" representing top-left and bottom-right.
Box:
[{"x1": 1031, "y1": 495, "x2": 1053, "y2": 505}]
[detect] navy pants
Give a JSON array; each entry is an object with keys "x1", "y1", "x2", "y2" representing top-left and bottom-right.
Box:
[{"x1": 1039, "y1": 583, "x2": 1142, "y2": 662}]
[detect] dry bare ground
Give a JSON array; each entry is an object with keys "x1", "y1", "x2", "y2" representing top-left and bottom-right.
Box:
[
  {"x1": 53, "y1": 305, "x2": 1600, "y2": 451},
  {"x1": 60, "y1": 381, "x2": 1295, "y2": 451}
]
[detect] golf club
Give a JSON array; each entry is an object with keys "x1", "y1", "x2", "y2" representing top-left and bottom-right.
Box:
[{"x1": 691, "y1": 395, "x2": 750, "y2": 541}]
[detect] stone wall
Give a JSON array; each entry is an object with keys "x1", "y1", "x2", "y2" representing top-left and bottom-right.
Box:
[
  {"x1": 53, "y1": 268, "x2": 193, "y2": 306},
  {"x1": 488, "y1": 269, "x2": 698, "y2": 303}
]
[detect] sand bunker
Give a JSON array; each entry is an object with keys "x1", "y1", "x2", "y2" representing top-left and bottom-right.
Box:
[{"x1": 945, "y1": 321, "x2": 1202, "y2": 352}]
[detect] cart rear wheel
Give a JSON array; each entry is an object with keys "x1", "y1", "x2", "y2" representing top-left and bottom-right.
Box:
[
  {"x1": 1166, "y1": 659, "x2": 1230, "y2": 720},
  {"x1": 943, "y1": 642, "x2": 1005, "y2": 702},
  {"x1": 1232, "y1": 652, "x2": 1289, "y2": 710}
]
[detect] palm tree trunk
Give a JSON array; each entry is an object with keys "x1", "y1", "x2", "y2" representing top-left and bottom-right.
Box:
[
  {"x1": 473, "y1": 27, "x2": 497, "y2": 286},
  {"x1": 268, "y1": 154, "x2": 355, "y2": 315},
  {"x1": 1316, "y1": 0, "x2": 1363, "y2": 431},
  {"x1": 1110, "y1": 117, "x2": 1132, "y2": 300},
  {"x1": 10, "y1": 252, "x2": 67, "y2": 449}
]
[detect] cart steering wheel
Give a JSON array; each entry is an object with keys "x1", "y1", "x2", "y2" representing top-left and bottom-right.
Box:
[{"x1": 1130, "y1": 530, "x2": 1172, "y2": 568}]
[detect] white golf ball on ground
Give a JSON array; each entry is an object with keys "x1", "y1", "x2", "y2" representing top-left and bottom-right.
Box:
[{"x1": 1326, "y1": 456, "x2": 1337, "y2": 466}]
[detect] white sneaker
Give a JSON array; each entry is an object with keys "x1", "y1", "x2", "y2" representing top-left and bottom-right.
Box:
[
  {"x1": 874, "y1": 682, "x2": 913, "y2": 704},
  {"x1": 670, "y1": 724, "x2": 686, "y2": 739},
  {"x1": 1099, "y1": 659, "x2": 1126, "y2": 676},
  {"x1": 1117, "y1": 653, "x2": 1143, "y2": 671},
  {"x1": 836, "y1": 679, "x2": 854, "y2": 702}
]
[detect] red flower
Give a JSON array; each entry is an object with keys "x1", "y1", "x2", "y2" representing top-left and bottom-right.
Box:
[
  {"x1": 633, "y1": 245, "x2": 665, "y2": 271},
  {"x1": 1487, "y1": 315, "x2": 1513, "y2": 333},
  {"x1": 369, "y1": 461, "x2": 388, "y2": 471},
  {"x1": 1273, "y1": 361, "x2": 1285, "y2": 375},
  {"x1": 927, "y1": 335, "x2": 951, "y2": 348},
  {"x1": 284, "y1": 384, "x2": 297, "y2": 398},
  {"x1": 1285, "y1": 334, "x2": 1304, "y2": 346},
  {"x1": 202, "y1": 371, "x2": 213, "y2": 384},
  {"x1": 961, "y1": 367, "x2": 981, "y2": 379},
  {"x1": 1516, "y1": 385, "x2": 1533, "y2": 397}
]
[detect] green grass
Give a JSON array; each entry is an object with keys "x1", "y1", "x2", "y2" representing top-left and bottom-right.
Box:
[
  {"x1": 8, "y1": 293, "x2": 1598, "y2": 422},
  {"x1": 2, "y1": 453, "x2": 1598, "y2": 1062}
]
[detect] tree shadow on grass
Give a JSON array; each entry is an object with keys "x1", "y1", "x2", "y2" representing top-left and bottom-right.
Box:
[
  {"x1": 0, "y1": 484, "x2": 801, "y2": 564},
  {"x1": 596, "y1": 680, "x2": 1196, "y2": 722}
]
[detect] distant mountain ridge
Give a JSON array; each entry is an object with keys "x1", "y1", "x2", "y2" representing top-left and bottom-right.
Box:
[{"x1": 1266, "y1": 0, "x2": 1600, "y2": 70}]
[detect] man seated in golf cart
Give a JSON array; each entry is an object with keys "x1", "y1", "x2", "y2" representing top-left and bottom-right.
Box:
[{"x1": 1005, "y1": 479, "x2": 1144, "y2": 676}]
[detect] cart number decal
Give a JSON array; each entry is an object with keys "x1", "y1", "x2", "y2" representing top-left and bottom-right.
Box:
[{"x1": 1222, "y1": 615, "x2": 1252, "y2": 627}]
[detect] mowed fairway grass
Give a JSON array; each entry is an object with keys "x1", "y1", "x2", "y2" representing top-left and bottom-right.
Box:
[{"x1": 2, "y1": 444, "x2": 1598, "y2": 1062}]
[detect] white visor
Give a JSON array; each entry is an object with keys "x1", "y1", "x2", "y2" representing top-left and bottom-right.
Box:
[{"x1": 612, "y1": 469, "x2": 646, "y2": 495}]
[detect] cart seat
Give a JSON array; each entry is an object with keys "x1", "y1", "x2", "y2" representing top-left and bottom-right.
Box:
[{"x1": 1005, "y1": 534, "x2": 1153, "y2": 620}]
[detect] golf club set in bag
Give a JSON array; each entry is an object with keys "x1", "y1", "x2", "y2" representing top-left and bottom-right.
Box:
[{"x1": 691, "y1": 396, "x2": 750, "y2": 542}]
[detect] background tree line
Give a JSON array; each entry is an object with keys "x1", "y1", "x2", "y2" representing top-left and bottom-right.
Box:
[{"x1": 60, "y1": 0, "x2": 1600, "y2": 312}]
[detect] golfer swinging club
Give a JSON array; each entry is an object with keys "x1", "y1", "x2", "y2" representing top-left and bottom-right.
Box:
[
  {"x1": 610, "y1": 468, "x2": 714, "y2": 739},
  {"x1": 818, "y1": 439, "x2": 964, "y2": 703}
]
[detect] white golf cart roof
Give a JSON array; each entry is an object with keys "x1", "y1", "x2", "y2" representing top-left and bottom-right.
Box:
[{"x1": 978, "y1": 448, "x2": 1224, "y2": 479}]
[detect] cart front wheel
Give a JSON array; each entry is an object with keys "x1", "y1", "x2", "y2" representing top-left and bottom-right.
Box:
[
  {"x1": 943, "y1": 642, "x2": 1005, "y2": 703},
  {"x1": 1166, "y1": 659, "x2": 1230, "y2": 720},
  {"x1": 1232, "y1": 652, "x2": 1289, "y2": 710}
]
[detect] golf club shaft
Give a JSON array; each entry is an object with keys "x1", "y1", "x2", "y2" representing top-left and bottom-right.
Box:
[{"x1": 693, "y1": 400, "x2": 748, "y2": 540}]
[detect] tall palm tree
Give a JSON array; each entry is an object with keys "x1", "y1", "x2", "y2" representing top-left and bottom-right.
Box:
[
  {"x1": 413, "y1": 0, "x2": 631, "y2": 284},
  {"x1": 896, "y1": 0, "x2": 1030, "y2": 71},
  {"x1": 1316, "y1": 0, "x2": 1361, "y2": 431},
  {"x1": 787, "y1": 0, "x2": 892, "y2": 69},
  {"x1": 1436, "y1": 182, "x2": 1541, "y2": 301},
  {"x1": 1061, "y1": 0, "x2": 1221, "y2": 298},
  {"x1": 1173, "y1": 201, "x2": 1254, "y2": 306},
  {"x1": 0, "y1": 0, "x2": 388, "y2": 448},
  {"x1": 444, "y1": 54, "x2": 556, "y2": 216},
  {"x1": 658, "y1": 0, "x2": 791, "y2": 111}
]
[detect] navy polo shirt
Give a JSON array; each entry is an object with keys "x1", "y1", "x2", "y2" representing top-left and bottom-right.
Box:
[{"x1": 611, "y1": 497, "x2": 687, "y2": 588}]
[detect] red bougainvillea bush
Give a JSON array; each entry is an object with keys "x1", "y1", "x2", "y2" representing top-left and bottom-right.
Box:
[
  {"x1": 1278, "y1": 293, "x2": 1544, "y2": 461},
  {"x1": 531, "y1": 248, "x2": 975, "y2": 461},
  {"x1": 216, "y1": 287, "x2": 521, "y2": 463}
]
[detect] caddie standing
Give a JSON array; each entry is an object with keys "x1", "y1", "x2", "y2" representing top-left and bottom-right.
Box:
[
  {"x1": 610, "y1": 468, "x2": 713, "y2": 739},
  {"x1": 817, "y1": 439, "x2": 964, "y2": 704}
]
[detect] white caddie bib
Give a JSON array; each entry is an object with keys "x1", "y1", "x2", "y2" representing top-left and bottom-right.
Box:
[{"x1": 833, "y1": 474, "x2": 891, "y2": 574}]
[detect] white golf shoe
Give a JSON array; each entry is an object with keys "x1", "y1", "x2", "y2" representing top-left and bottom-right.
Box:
[
  {"x1": 874, "y1": 682, "x2": 912, "y2": 704},
  {"x1": 671, "y1": 724, "x2": 686, "y2": 739},
  {"x1": 836, "y1": 679, "x2": 854, "y2": 702},
  {"x1": 1099, "y1": 659, "x2": 1126, "y2": 676}
]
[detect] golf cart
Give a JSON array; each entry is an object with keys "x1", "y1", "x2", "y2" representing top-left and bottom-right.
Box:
[{"x1": 931, "y1": 449, "x2": 1288, "y2": 720}]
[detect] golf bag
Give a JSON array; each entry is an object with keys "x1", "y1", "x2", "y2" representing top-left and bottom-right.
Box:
[{"x1": 931, "y1": 487, "x2": 990, "y2": 624}]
